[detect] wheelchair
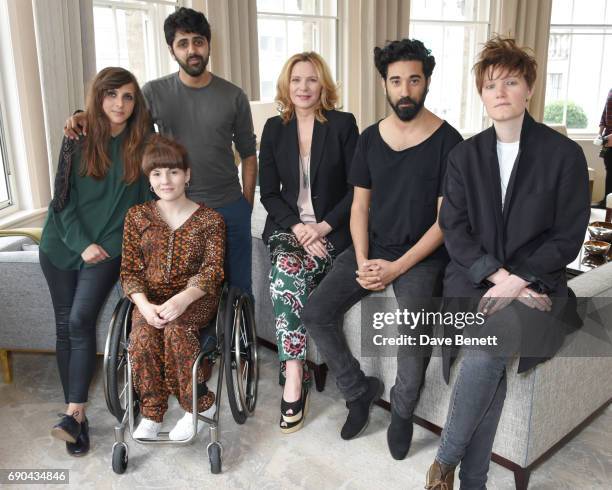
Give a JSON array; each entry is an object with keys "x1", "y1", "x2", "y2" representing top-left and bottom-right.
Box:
[{"x1": 103, "y1": 284, "x2": 258, "y2": 475}]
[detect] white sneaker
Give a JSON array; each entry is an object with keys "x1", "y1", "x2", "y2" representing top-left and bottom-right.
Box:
[
  {"x1": 168, "y1": 405, "x2": 217, "y2": 441},
  {"x1": 133, "y1": 418, "x2": 162, "y2": 439}
]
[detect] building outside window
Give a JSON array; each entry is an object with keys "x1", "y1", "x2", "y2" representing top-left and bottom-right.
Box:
[
  {"x1": 256, "y1": 0, "x2": 338, "y2": 102},
  {"x1": 93, "y1": 0, "x2": 177, "y2": 85},
  {"x1": 547, "y1": 72, "x2": 563, "y2": 101},
  {"x1": 544, "y1": 0, "x2": 612, "y2": 132},
  {"x1": 409, "y1": 0, "x2": 491, "y2": 133}
]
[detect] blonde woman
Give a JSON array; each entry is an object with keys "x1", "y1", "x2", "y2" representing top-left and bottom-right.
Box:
[{"x1": 259, "y1": 52, "x2": 358, "y2": 433}]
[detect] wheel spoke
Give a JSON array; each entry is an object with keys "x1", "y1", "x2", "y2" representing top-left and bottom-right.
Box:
[
  {"x1": 119, "y1": 382, "x2": 128, "y2": 400},
  {"x1": 241, "y1": 360, "x2": 248, "y2": 381},
  {"x1": 116, "y1": 356, "x2": 126, "y2": 372},
  {"x1": 240, "y1": 326, "x2": 248, "y2": 347}
]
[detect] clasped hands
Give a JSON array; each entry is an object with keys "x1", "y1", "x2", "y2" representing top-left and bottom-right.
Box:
[
  {"x1": 137, "y1": 294, "x2": 190, "y2": 329},
  {"x1": 478, "y1": 273, "x2": 552, "y2": 317},
  {"x1": 355, "y1": 258, "x2": 402, "y2": 291},
  {"x1": 291, "y1": 222, "x2": 332, "y2": 258}
]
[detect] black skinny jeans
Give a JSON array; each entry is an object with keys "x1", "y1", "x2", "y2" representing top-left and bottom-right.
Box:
[{"x1": 39, "y1": 250, "x2": 121, "y2": 404}]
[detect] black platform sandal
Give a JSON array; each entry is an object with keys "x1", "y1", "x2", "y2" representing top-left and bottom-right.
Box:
[{"x1": 280, "y1": 386, "x2": 310, "y2": 434}]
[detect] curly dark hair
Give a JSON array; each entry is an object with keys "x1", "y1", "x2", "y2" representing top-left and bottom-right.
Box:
[
  {"x1": 374, "y1": 39, "x2": 436, "y2": 80},
  {"x1": 164, "y1": 7, "x2": 211, "y2": 47}
]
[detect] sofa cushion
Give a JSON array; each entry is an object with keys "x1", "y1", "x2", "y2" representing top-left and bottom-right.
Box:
[{"x1": 0, "y1": 251, "x2": 122, "y2": 353}]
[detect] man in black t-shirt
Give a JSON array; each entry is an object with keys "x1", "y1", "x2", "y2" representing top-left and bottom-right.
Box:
[{"x1": 302, "y1": 40, "x2": 462, "y2": 456}]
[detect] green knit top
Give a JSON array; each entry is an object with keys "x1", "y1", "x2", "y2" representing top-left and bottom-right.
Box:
[{"x1": 40, "y1": 131, "x2": 150, "y2": 270}]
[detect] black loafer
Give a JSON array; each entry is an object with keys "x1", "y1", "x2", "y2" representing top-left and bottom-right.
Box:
[
  {"x1": 51, "y1": 413, "x2": 81, "y2": 443},
  {"x1": 66, "y1": 418, "x2": 89, "y2": 457}
]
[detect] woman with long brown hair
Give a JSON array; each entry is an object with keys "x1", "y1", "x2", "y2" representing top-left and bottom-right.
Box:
[{"x1": 39, "y1": 67, "x2": 151, "y2": 456}]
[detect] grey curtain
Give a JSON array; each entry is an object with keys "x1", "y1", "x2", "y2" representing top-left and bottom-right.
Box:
[
  {"x1": 339, "y1": 0, "x2": 410, "y2": 129},
  {"x1": 191, "y1": 0, "x2": 260, "y2": 101},
  {"x1": 491, "y1": 0, "x2": 553, "y2": 121}
]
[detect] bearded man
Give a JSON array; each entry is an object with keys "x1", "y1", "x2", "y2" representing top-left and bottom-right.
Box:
[{"x1": 301, "y1": 39, "x2": 462, "y2": 458}]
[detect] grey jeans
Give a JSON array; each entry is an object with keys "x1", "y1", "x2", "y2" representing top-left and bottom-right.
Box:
[
  {"x1": 436, "y1": 305, "x2": 524, "y2": 490},
  {"x1": 301, "y1": 246, "x2": 445, "y2": 418}
]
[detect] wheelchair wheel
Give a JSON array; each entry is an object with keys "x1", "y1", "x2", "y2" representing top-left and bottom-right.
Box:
[
  {"x1": 223, "y1": 288, "x2": 258, "y2": 424},
  {"x1": 104, "y1": 297, "x2": 137, "y2": 423},
  {"x1": 208, "y1": 442, "x2": 222, "y2": 474},
  {"x1": 112, "y1": 443, "x2": 128, "y2": 474}
]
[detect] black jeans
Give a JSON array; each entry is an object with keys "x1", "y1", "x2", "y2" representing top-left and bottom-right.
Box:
[
  {"x1": 40, "y1": 250, "x2": 121, "y2": 404},
  {"x1": 301, "y1": 246, "x2": 445, "y2": 417}
]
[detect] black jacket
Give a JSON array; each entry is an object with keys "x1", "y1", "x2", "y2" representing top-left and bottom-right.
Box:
[
  {"x1": 439, "y1": 112, "x2": 590, "y2": 377},
  {"x1": 440, "y1": 112, "x2": 590, "y2": 297},
  {"x1": 259, "y1": 109, "x2": 359, "y2": 253}
]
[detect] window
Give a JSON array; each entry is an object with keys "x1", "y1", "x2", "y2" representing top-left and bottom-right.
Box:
[
  {"x1": 0, "y1": 101, "x2": 12, "y2": 210},
  {"x1": 256, "y1": 0, "x2": 338, "y2": 102},
  {"x1": 409, "y1": 0, "x2": 491, "y2": 133},
  {"x1": 547, "y1": 73, "x2": 563, "y2": 101},
  {"x1": 93, "y1": 0, "x2": 177, "y2": 85},
  {"x1": 544, "y1": 0, "x2": 612, "y2": 132}
]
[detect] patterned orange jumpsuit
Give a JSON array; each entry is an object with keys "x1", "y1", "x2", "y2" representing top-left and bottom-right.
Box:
[{"x1": 121, "y1": 201, "x2": 225, "y2": 422}]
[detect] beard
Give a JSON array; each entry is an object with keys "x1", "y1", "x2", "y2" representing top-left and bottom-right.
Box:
[
  {"x1": 387, "y1": 90, "x2": 427, "y2": 122},
  {"x1": 176, "y1": 53, "x2": 209, "y2": 77}
]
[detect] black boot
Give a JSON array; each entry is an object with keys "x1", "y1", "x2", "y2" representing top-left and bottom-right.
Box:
[
  {"x1": 66, "y1": 417, "x2": 90, "y2": 457},
  {"x1": 387, "y1": 411, "x2": 414, "y2": 460},
  {"x1": 340, "y1": 377, "x2": 384, "y2": 440}
]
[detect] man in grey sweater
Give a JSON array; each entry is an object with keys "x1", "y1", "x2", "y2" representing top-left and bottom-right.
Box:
[{"x1": 65, "y1": 7, "x2": 257, "y2": 294}]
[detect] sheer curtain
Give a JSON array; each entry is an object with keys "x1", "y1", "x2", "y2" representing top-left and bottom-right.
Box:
[{"x1": 31, "y1": 0, "x2": 96, "y2": 178}]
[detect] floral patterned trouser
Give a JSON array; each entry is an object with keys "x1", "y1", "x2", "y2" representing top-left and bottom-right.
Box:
[
  {"x1": 129, "y1": 303, "x2": 215, "y2": 423},
  {"x1": 268, "y1": 231, "x2": 334, "y2": 386}
]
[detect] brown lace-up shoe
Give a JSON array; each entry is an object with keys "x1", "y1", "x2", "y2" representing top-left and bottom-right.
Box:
[{"x1": 425, "y1": 460, "x2": 455, "y2": 490}]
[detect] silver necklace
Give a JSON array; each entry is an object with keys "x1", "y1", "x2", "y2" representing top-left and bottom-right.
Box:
[{"x1": 300, "y1": 154, "x2": 310, "y2": 190}]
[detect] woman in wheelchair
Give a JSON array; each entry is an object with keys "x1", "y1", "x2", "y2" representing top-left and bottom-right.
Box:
[
  {"x1": 40, "y1": 67, "x2": 150, "y2": 456},
  {"x1": 120, "y1": 135, "x2": 226, "y2": 441}
]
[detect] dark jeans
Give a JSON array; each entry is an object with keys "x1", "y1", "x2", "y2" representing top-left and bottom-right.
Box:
[
  {"x1": 301, "y1": 246, "x2": 445, "y2": 418},
  {"x1": 39, "y1": 250, "x2": 121, "y2": 404},
  {"x1": 214, "y1": 195, "x2": 252, "y2": 295},
  {"x1": 438, "y1": 351, "x2": 507, "y2": 490},
  {"x1": 436, "y1": 306, "x2": 523, "y2": 490}
]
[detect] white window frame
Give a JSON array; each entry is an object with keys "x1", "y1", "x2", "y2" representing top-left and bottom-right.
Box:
[
  {"x1": 256, "y1": 1, "x2": 341, "y2": 102},
  {"x1": 547, "y1": 0, "x2": 612, "y2": 136},
  {"x1": 0, "y1": 95, "x2": 16, "y2": 214},
  {"x1": 0, "y1": 8, "x2": 18, "y2": 218},
  {"x1": 93, "y1": 0, "x2": 178, "y2": 83},
  {"x1": 408, "y1": 1, "x2": 494, "y2": 134}
]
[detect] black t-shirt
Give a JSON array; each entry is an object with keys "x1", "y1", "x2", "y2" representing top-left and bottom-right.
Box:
[{"x1": 349, "y1": 120, "x2": 463, "y2": 260}]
